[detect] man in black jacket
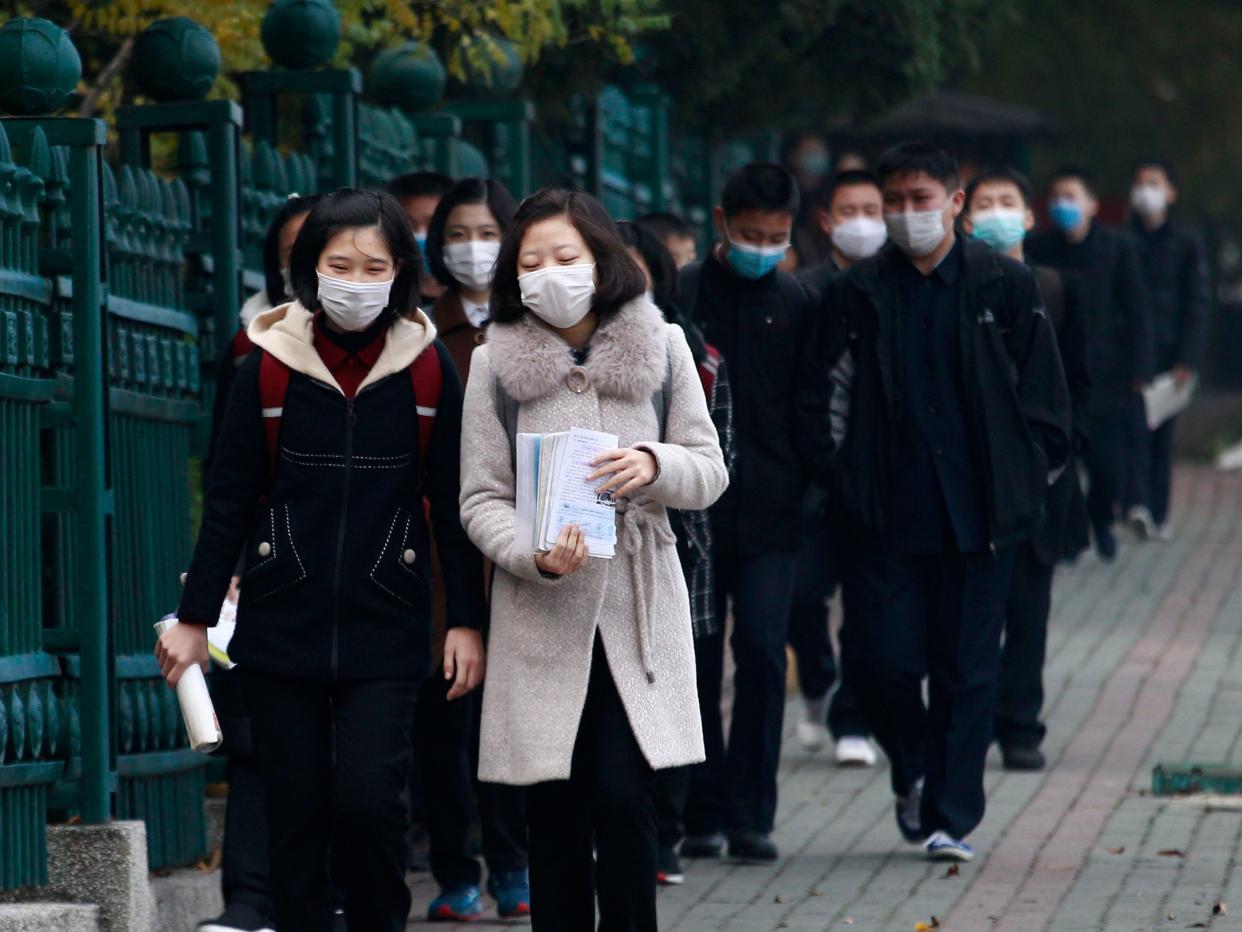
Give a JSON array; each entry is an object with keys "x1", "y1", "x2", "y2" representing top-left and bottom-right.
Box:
[
  {"x1": 1028, "y1": 167, "x2": 1153, "y2": 560},
  {"x1": 961, "y1": 167, "x2": 1091, "y2": 772},
  {"x1": 821, "y1": 143, "x2": 1071, "y2": 862},
  {"x1": 680, "y1": 163, "x2": 832, "y2": 864},
  {"x1": 1124, "y1": 159, "x2": 1211, "y2": 539}
]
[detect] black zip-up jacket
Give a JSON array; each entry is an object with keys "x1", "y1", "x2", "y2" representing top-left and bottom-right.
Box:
[
  {"x1": 1027, "y1": 224, "x2": 1153, "y2": 403},
  {"x1": 179, "y1": 306, "x2": 485, "y2": 681},
  {"x1": 1129, "y1": 216, "x2": 1211, "y2": 371},
  {"x1": 682, "y1": 253, "x2": 832, "y2": 554},
  {"x1": 820, "y1": 239, "x2": 1072, "y2": 550}
]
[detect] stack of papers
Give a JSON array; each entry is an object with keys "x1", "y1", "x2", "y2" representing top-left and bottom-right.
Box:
[
  {"x1": 515, "y1": 427, "x2": 618, "y2": 559},
  {"x1": 1143, "y1": 371, "x2": 1198, "y2": 431}
]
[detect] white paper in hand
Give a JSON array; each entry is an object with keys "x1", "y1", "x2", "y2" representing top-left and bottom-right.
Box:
[{"x1": 1143, "y1": 371, "x2": 1197, "y2": 431}]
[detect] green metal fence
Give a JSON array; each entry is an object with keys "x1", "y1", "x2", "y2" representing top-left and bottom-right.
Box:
[{"x1": 0, "y1": 11, "x2": 742, "y2": 892}]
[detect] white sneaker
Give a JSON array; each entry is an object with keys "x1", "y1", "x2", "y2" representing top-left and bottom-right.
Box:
[
  {"x1": 1126, "y1": 505, "x2": 1156, "y2": 540},
  {"x1": 926, "y1": 830, "x2": 974, "y2": 862},
  {"x1": 835, "y1": 736, "x2": 878, "y2": 767},
  {"x1": 1155, "y1": 523, "x2": 1174, "y2": 542},
  {"x1": 796, "y1": 720, "x2": 831, "y2": 753}
]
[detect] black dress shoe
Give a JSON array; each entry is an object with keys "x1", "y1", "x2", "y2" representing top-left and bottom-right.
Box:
[
  {"x1": 680, "y1": 831, "x2": 726, "y2": 859},
  {"x1": 1002, "y1": 745, "x2": 1046, "y2": 771},
  {"x1": 728, "y1": 831, "x2": 779, "y2": 864}
]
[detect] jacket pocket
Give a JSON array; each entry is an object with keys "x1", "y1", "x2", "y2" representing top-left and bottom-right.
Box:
[
  {"x1": 243, "y1": 503, "x2": 311, "y2": 602},
  {"x1": 368, "y1": 507, "x2": 425, "y2": 609}
]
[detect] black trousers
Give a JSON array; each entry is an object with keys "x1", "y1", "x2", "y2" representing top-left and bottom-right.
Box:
[
  {"x1": 686, "y1": 550, "x2": 797, "y2": 837},
  {"x1": 416, "y1": 665, "x2": 529, "y2": 889},
  {"x1": 1086, "y1": 402, "x2": 1131, "y2": 533},
  {"x1": 527, "y1": 637, "x2": 657, "y2": 932},
  {"x1": 1126, "y1": 408, "x2": 1177, "y2": 527},
  {"x1": 994, "y1": 543, "x2": 1054, "y2": 751},
  {"x1": 787, "y1": 517, "x2": 869, "y2": 739},
  {"x1": 242, "y1": 671, "x2": 418, "y2": 932},
  {"x1": 212, "y1": 666, "x2": 271, "y2": 918},
  {"x1": 841, "y1": 546, "x2": 1013, "y2": 840},
  {"x1": 655, "y1": 766, "x2": 690, "y2": 851}
]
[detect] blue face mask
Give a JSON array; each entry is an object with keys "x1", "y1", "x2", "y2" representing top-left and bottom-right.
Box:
[
  {"x1": 1049, "y1": 200, "x2": 1083, "y2": 233},
  {"x1": 725, "y1": 233, "x2": 788, "y2": 280},
  {"x1": 969, "y1": 208, "x2": 1027, "y2": 252}
]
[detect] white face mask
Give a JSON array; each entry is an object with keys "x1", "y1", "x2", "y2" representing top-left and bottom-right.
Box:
[
  {"x1": 316, "y1": 271, "x2": 393, "y2": 332},
  {"x1": 1131, "y1": 183, "x2": 1168, "y2": 220},
  {"x1": 443, "y1": 240, "x2": 501, "y2": 293},
  {"x1": 519, "y1": 263, "x2": 596, "y2": 329},
  {"x1": 884, "y1": 208, "x2": 949, "y2": 258},
  {"x1": 830, "y1": 217, "x2": 887, "y2": 262}
]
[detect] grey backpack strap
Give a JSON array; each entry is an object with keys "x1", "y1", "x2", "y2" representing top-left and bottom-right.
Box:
[
  {"x1": 652, "y1": 332, "x2": 673, "y2": 442},
  {"x1": 493, "y1": 374, "x2": 520, "y2": 468}
]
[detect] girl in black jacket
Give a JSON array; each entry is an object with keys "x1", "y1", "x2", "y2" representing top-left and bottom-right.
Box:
[{"x1": 158, "y1": 189, "x2": 487, "y2": 932}]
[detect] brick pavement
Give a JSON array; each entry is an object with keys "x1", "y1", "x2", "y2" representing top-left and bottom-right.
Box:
[{"x1": 406, "y1": 467, "x2": 1242, "y2": 931}]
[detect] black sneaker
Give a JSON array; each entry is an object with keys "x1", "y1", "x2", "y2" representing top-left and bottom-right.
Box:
[
  {"x1": 197, "y1": 903, "x2": 275, "y2": 932},
  {"x1": 728, "y1": 831, "x2": 778, "y2": 864},
  {"x1": 1001, "y1": 745, "x2": 1046, "y2": 771},
  {"x1": 680, "y1": 831, "x2": 726, "y2": 859},
  {"x1": 656, "y1": 846, "x2": 685, "y2": 885}
]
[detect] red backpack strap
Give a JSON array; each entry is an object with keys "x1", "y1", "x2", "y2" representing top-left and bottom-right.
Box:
[
  {"x1": 258, "y1": 351, "x2": 292, "y2": 479},
  {"x1": 231, "y1": 327, "x2": 255, "y2": 366},
  {"x1": 409, "y1": 343, "x2": 443, "y2": 480},
  {"x1": 698, "y1": 343, "x2": 721, "y2": 402}
]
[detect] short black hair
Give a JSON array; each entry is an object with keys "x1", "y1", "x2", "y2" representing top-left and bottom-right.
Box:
[
  {"x1": 490, "y1": 187, "x2": 646, "y2": 324},
  {"x1": 635, "y1": 211, "x2": 693, "y2": 242},
  {"x1": 1133, "y1": 158, "x2": 1178, "y2": 188},
  {"x1": 720, "y1": 162, "x2": 800, "y2": 218},
  {"x1": 262, "y1": 194, "x2": 322, "y2": 306},
  {"x1": 426, "y1": 178, "x2": 519, "y2": 290},
  {"x1": 1050, "y1": 165, "x2": 1097, "y2": 199},
  {"x1": 385, "y1": 171, "x2": 454, "y2": 202},
  {"x1": 876, "y1": 141, "x2": 960, "y2": 192},
  {"x1": 616, "y1": 220, "x2": 678, "y2": 307},
  {"x1": 964, "y1": 167, "x2": 1034, "y2": 212},
  {"x1": 817, "y1": 169, "x2": 882, "y2": 210},
  {"x1": 288, "y1": 188, "x2": 422, "y2": 322}
]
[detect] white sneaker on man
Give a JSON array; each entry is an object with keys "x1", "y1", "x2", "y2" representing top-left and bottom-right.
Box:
[
  {"x1": 1127, "y1": 505, "x2": 1157, "y2": 540},
  {"x1": 835, "y1": 736, "x2": 878, "y2": 767},
  {"x1": 796, "y1": 720, "x2": 831, "y2": 753}
]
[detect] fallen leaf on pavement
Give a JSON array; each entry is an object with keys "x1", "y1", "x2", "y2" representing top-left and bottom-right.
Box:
[
  {"x1": 843, "y1": 920, "x2": 854, "y2": 926},
  {"x1": 1157, "y1": 849, "x2": 1185, "y2": 857},
  {"x1": 1214, "y1": 900, "x2": 1228, "y2": 915},
  {"x1": 943, "y1": 864, "x2": 960, "y2": 879},
  {"x1": 1107, "y1": 846, "x2": 1126, "y2": 855},
  {"x1": 774, "y1": 895, "x2": 787, "y2": 904}
]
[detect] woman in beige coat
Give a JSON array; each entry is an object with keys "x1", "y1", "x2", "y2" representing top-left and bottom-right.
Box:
[{"x1": 459, "y1": 188, "x2": 728, "y2": 931}]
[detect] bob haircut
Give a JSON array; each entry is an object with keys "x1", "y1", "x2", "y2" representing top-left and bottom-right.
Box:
[
  {"x1": 426, "y1": 178, "x2": 519, "y2": 290},
  {"x1": 288, "y1": 188, "x2": 422, "y2": 323},
  {"x1": 262, "y1": 194, "x2": 322, "y2": 306},
  {"x1": 490, "y1": 187, "x2": 646, "y2": 325},
  {"x1": 616, "y1": 220, "x2": 678, "y2": 307}
]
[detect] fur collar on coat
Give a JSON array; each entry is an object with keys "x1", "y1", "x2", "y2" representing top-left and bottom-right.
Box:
[{"x1": 485, "y1": 296, "x2": 667, "y2": 405}]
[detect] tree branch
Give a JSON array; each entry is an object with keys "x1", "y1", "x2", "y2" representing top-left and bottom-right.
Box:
[{"x1": 78, "y1": 36, "x2": 135, "y2": 118}]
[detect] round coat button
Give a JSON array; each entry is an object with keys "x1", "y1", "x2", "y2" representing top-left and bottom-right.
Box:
[
  {"x1": 258, "y1": 541, "x2": 272, "y2": 557},
  {"x1": 566, "y1": 366, "x2": 590, "y2": 394},
  {"x1": 402, "y1": 548, "x2": 416, "y2": 565}
]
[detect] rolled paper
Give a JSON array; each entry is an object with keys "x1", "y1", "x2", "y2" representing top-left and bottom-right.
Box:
[{"x1": 154, "y1": 615, "x2": 223, "y2": 753}]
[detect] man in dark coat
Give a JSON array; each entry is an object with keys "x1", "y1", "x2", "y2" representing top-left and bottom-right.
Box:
[
  {"x1": 1123, "y1": 159, "x2": 1211, "y2": 539},
  {"x1": 961, "y1": 167, "x2": 1091, "y2": 772},
  {"x1": 680, "y1": 162, "x2": 833, "y2": 864},
  {"x1": 821, "y1": 143, "x2": 1072, "y2": 862},
  {"x1": 1027, "y1": 167, "x2": 1153, "y2": 560}
]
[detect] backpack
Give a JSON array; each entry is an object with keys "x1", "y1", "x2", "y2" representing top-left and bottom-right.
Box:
[
  {"x1": 257, "y1": 345, "x2": 443, "y2": 481},
  {"x1": 492, "y1": 333, "x2": 674, "y2": 466}
]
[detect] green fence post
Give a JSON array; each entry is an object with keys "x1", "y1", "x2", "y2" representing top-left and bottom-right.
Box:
[{"x1": 442, "y1": 100, "x2": 534, "y2": 196}]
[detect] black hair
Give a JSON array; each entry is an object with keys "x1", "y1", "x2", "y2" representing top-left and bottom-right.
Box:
[
  {"x1": 384, "y1": 171, "x2": 454, "y2": 202},
  {"x1": 490, "y1": 187, "x2": 646, "y2": 324},
  {"x1": 720, "y1": 162, "x2": 800, "y2": 218},
  {"x1": 616, "y1": 220, "x2": 678, "y2": 307},
  {"x1": 635, "y1": 211, "x2": 694, "y2": 241},
  {"x1": 1133, "y1": 158, "x2": 1178, "y2": 188},
  {"x1": 876, "y1": 141, "x2": 960, "y2": 192},
  {"x1": 288, "y1": 188, "x2": 421, "y2": 322},
  {"x1": 817, "y1": 169, "x2": 882, "y2": 210},
  {"x1": 964, "y1": 166, "x2": 1034, "y2": 211},
  {"x1": 262, "y1": 195, "x2": 322, "y2": 306},
  {"x1": 425, "y1": 178, "x2": 519, "y2": 290},
  {"x1": 1050, "y1": 165, "x2": 1098, "y2": 199}
]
